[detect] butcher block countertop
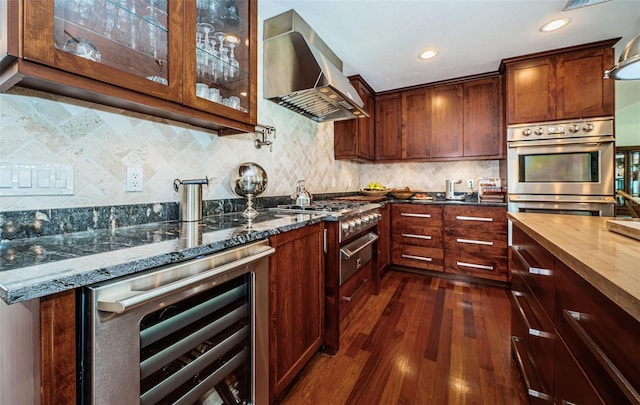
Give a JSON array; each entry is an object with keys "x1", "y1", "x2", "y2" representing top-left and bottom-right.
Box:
[{"x1": 508, "y1": 213, "x2": 640, "y2": 322}]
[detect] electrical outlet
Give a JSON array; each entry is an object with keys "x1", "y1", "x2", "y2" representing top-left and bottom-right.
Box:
[
  {"x1": 126, "y1": 167, "x2": 143, "y2": 192},
  {"x1": 467, "y1": 179, "x2": 474, "y2": 189}
]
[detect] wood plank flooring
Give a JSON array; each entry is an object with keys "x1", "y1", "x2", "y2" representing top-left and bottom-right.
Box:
[{"x1": 278, "y1": 270, "x2": 528, "y2": 405}]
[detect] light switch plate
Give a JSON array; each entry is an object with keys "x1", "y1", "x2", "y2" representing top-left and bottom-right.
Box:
[{"x1": 0, "y1": 161, "x2": 74, "y2": 196}]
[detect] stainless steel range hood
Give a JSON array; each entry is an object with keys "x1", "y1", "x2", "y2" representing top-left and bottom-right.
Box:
[{"x1": 263, "y1": 10, "x2": 369, "y2": 122}]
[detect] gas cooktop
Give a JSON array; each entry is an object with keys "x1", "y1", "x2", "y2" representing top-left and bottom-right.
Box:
[{"x1": 270, "y1": 200, "x2": 380, "y2": 216}]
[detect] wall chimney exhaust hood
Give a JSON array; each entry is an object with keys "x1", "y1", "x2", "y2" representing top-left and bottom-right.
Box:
[{"x1": 263, "y1": 10, "x2": 369, "y2": 122}]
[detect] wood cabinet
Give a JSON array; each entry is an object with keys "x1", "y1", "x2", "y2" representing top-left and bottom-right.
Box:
[
  {"x1": 376, "y1": 203, "x2": 390, "y2": 281},
  {"x1": 390, "y1": 204, "x2": 444, "y2": 272},
  {"x1": 334, "y1": 75, "x2": 376, "y2": 161},
  {"x1": 1, "y1": 0, "x2": 258, "y2": 134},
  {"x1": 510, "y1": 223, "x2": 640, "y2": 404},
  {"x1": 555, "y1": 260, "x2": 640, "y2": 405},
  {"x1": 374, "y1": 92, "x2": 403, "y2": 161},
  {"x1": 463, "y1": 76, "x2": 504, "y2": 158},
  {"x1": 430, "y1": 83, "x2": 463, "y2": 158},
  {"x1": 402, "y1": 87, "x2": 432, "y2": 159},
  {"x1": 503, "y1": 39, "x2": 617, "y2": 125},
  {"x1": 373, "y1": 74, "x2": 503, "y2": 162},
  {"x1": 268, "y1": 223, "x2": 324, "y2": 403},
  {"x1": 443, "y1": 205, "x2": 508, "y2": 282}
]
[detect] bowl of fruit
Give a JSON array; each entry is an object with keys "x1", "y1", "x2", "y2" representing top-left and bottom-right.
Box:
[
  {"x1": 361, "y1": 182, "x2": 390, "y2": 196},
  {"x1": 390, "y1": 187, "x2": 414, "y2": 200}
]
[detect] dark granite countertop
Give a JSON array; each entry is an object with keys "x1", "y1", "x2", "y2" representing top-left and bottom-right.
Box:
[{"x1": 0, "y1": 210, "x2": 327, "y2": 304}]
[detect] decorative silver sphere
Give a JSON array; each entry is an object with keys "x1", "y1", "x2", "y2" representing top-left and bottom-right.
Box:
[
  {"x1": 230, "y1": 162, "x2": 268, "y2": 220},
  {"x1": 231, "y1": 162, "x2": 268, "y2": 197}
]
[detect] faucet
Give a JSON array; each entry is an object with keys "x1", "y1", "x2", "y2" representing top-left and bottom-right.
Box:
[{"x1": 445, "y1": 179, "x2": 465, "y2": 200}]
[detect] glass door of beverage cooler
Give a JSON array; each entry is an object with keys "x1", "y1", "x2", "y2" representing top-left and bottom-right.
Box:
[{"x1": 615, "y1": 146, "x2": 640, "y2": 216}]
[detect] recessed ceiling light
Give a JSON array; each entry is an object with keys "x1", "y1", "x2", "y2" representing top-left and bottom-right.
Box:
[
  {"x1": 418, "y1": 49, "x2": 438, "y2": 60},
  {"x1": 540, "y1": 17, "x2": 571, "y2": 32}
]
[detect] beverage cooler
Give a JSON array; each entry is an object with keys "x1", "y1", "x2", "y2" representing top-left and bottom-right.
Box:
[{"x1": 615, "y1": 146, "x2": 640, "y2": 216}]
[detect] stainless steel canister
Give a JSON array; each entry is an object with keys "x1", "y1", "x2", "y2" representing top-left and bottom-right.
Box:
[{"x1": 173, "y1": 177, "x2": 209, "y2": 222}]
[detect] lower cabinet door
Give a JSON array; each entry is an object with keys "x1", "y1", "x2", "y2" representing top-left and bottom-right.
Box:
[{"x1": 554, "y1": 336, "x2": 605, "y2": 405}]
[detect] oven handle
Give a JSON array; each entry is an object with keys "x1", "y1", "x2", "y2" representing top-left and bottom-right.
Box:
[
  {"x1": 507, "y1": 136, "x2": 614, "y2": 148},
  {"x1": 340, "y1": 233, "x2": 379, "y2": 259},
  {"x1": 97, "y1": 246, "x2": 275, "y2": 314}
]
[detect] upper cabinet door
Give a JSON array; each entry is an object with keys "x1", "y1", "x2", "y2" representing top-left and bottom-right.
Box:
[
  {"x1": 506, "y1": 57, "x2": 556, "y2": 124},
  {"x1": 375, "y1": 92, "x2": 403, "y2": 161},
  {"x1": 403, "y1": 87, "x2": 431, "y2": 160},
  {"x1": 464, "y1": 76, "x2": 504, "y2": 158},
  {"x1": 23, "y1": 0, "x2": 184, "y2": 101},
  {"x1": 556, "y1": 47, "x2": 614, "y2": 120},
  {"x1": 430, "y1": 83, "x2": 463, "y2": 158},
  {"x1": 183, "y1": 0, "x2": 258, "y2": 126}
]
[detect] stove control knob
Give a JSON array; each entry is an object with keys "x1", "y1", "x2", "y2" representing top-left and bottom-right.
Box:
[
  {"x1": 534, "y1": 127, "x2": 545, "y2": 136},
  {"x1": 582, "y1": 123, "x2": 595, "y2": 132},
  {"x1": 354, "y1": 218, "x2": 362, "y2": 227},
  {"x1": 348, "y1": 220, "x2": 357, "y2": 230},
  {"x1": 361, "y1": 215, "x2": 370, "y2": 224},
  {"x1": 568, "y1": 124, "x2": 580, "y2": 133},
  {"x1": 522, "y1": 128, "x2": 532, "y2": 136},
  {"x1": 341, "y1": 222, "x2": 350, "y2": 232}
]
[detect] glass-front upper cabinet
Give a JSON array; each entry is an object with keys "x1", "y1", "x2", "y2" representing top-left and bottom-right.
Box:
[
  {"x1": 22, "y1": 0, "x2": 183, "y2": 101},
  {"x1": 615, "y1": 146, "x2": 640, "y2": 216},
  {"x1": 15, "y1": 0, "x2": 256, "y2": 131},
  {"x1": 183, "y1": 0, "x2": 257, "y2": 125}
]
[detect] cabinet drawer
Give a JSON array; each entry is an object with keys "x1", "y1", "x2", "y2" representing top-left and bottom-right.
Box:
[
  {"x1": 511, "y1": 227, "x2": 555, "y2": 318},
  {"x1": 340, "y1": 260, "x2": 373, "y2": 323},
  {"x1": 510, "y1": 276, "x2": 555, "y2": 401},
  {"x1": 444, "y1": 252, "x2": 508, "y2": 281},
  {"x1": 391, "y1": 244, "x2": 443, "y2": 272},
  {"x1": 443, "y1": 206, "x2": 506, "y2": 228},
  {"x1": 444, "y1": 228, "x2": 507, "y2": 256},
  {"x1": 554, "y1": 335, "x2": 605, "y2": 405},
  {"x1": 511, "y1": 337, "x2": 554, "y2": 404},
  {"x1": 392, "y1": 224, "x2": 443, "y2": 248},
  {"x1": 555, "y1": 260, "x2": 640, "y2": 405},
  {"x1": 392, "y1": 204, "x2": 443, "y2": 226}
]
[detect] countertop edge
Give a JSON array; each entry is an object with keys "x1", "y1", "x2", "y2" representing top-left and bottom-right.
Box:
[
  {"x1": 507, "y1": 213, "x2": 640, "y2": 322},
  {"x1": 1, "y1": 216, "x2": 323, "y2": 304}
]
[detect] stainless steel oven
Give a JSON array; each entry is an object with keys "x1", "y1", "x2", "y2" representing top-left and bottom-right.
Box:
[
  {"x1": 507, "y1": 117, "x2": 616, "y2": 217},
  {"x1": 79, "y1": 240, "x2": 274, "y2": 405}
]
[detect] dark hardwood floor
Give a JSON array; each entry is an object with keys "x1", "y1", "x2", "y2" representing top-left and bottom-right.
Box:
[{"x1": 278, "y1": 270, "x2": 528, "y2": 404}]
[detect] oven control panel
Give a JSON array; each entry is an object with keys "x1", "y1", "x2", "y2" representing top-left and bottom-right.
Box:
[
  {"x1": 507, "y1": 117, "x2": 613, "y2": 142},
  {"x1": 340, "y1": 209, "x2": 381, "y2": 241}
]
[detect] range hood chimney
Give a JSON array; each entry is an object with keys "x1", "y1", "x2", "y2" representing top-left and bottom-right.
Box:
[{"x1": 263, "y1": 10, "x2": 369, "y2": 122}]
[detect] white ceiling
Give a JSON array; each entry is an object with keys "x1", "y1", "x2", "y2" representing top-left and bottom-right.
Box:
[{"x1": 258, "y1": 0, "x2": 640, "y2": 93}]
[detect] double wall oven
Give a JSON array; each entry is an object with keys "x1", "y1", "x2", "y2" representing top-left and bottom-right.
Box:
[{"x1": 507, "y1": 117, "x2": 615, "y2": 217}]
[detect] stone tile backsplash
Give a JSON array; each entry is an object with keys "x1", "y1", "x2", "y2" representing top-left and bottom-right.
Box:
[{"x1": 1, "y1": 86, "x2": 499, "y2": 215}]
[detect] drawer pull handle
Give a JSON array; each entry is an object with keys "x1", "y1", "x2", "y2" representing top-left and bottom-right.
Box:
[
  {"x1": 456, "y1": 238, "x2": 493, "y2": 246},
  {"x1": 563, "y1": 310, "x2": 640, "y2": 404},
  {"x1": 511, "y1": 337, "x2": 552, "y2": 401},
  {"x1": 402, "y1": 254, "x2": 432, "y2": 262},
  {"x1": 457, "y1": 261, "x2": 494, "y2": 271},
  {"x1": 401, "y1": 233, "x2": 432, "y2": 240},
  {"x1": 401, "y1": 213, "x2": 432, "y2": 218},
  {"x1": 513, "y1": 248, "x2": 552, "y2": 277},
  {"x1": 342, "y1": 279, "x2": 368, "y2": 302},
  {"x1": 455, "y1": 215, "x2": 493, "y2": 222},
  {"x1": 511, "y1": 291, "x2": 553, "y2": 339}
]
